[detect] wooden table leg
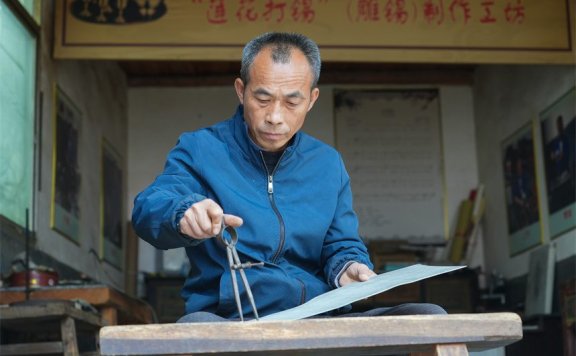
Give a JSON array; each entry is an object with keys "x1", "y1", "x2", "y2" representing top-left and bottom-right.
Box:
[
  {"x1": 101, "y1": 307, "x2": 118, "y2": 325},
  {"x1": 60, "y1": 316, "x2": 79, "y2": 356},
  {"x1": 411, "y1": 343, "x2": 469, "y2": 356}
]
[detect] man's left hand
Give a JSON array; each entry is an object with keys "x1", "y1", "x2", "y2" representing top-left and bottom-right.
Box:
[{"x1": 338, "y1": 262, "x2": 376, "y2": 287}]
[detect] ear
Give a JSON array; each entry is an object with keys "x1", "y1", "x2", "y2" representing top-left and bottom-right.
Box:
[
  {"x1": 234, "y1": 78, "x2": 245, "y2": 104},
  {"x1": 307, "y1": 87, "x2": 320, "y2": 112}
]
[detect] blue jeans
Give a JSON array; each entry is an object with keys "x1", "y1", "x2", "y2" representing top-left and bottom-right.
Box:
[{"x1": 177, "y1": 303, "x2": 447, "y2": 323}]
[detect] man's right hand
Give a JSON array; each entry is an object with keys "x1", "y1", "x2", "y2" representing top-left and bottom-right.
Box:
[{"x1": 178, "y1": 199, "x2": 243, "y2": 239}]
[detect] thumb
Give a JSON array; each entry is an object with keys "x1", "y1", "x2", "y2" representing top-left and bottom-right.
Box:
[{"x1": 356, "y1": 264, "x2": 376, "y2": 281}]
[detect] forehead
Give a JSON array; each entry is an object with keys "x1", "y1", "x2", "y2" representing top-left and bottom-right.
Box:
[
  {"x1": 249, "y1": 47, "x2": 313, "y2": 85},
  {"x1": 251, "y1": 46, "x2": 312, "y2": 72}
]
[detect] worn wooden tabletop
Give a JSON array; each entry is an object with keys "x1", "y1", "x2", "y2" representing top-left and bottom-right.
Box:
[{"x1": 100, "y1": 312, "x2": 522, "y2": 356}]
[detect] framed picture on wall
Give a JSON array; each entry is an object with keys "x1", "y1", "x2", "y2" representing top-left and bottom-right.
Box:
[
  {"x1": 501, "y1": 122, "x2": 542, "y2": 256},
  {"x1": 50, "y1": 86, "x2": 82, "y2": 243},
  {"x1": 101, "y1": 139, "x2": 124, "y2": 270},
  {"x1": 539, "y1": 87, "x2": 576, "y2": 239}
]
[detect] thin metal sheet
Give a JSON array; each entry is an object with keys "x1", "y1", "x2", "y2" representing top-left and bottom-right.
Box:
[{"x1": 260, "y1": 264, "x2": 466, "y2": 321}]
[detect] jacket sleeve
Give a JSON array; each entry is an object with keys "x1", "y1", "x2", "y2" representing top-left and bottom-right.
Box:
[
  {"x1": 321, "y1": 155, "x2": 373, "y2": 288},
  {"x1": 132, "y1": 133, "x2": 208, "y2": 250}
]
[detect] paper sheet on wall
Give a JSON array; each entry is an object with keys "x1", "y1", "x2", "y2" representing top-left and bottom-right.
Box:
[{"x1": 260, "y1": 264, "x2": 466, "y2": 321}]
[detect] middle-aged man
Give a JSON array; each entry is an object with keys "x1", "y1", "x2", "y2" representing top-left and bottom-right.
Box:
[{"x1": 132, "y1": 32, "x2": 445, "y2": 322}]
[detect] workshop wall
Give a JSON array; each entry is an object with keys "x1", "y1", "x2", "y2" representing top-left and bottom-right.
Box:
[{"x1": 0, "y1": 2, "x2": 128, "y2": 289}]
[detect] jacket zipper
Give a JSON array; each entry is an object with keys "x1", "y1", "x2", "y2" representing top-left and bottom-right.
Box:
[
  {"x1": 260, "y1": 151, "x2": 286, "y2": 264},
  {"x1": 260, "y1": 151, "x2": 306, "y2": 305}
]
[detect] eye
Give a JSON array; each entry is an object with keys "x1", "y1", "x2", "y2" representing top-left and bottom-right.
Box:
[{"x1": 286, "y1": 98, "x2": 302, "y2": 107}]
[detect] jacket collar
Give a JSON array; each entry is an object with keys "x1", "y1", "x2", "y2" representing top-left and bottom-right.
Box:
[{"x1": 232, "y1": 105, "x2": 300, "y2": 170}]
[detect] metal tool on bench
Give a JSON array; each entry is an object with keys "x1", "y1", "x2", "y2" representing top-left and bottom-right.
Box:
[{"x1": 217, "y1": 222, "x2": 264, "y2": 321}]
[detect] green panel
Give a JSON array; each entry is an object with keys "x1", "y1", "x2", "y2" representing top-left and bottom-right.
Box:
[
  {"x1": 0, "y1": 2, "x2": 36, "y2": 227},
  {"x1": 17, "y1": 0, "x2": 35, "y2": 17}
]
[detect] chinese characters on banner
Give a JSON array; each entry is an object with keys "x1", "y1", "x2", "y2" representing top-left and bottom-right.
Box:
[
  {"x1": 193, "y1": 0, "x2": 526, "y2": 26},
  {"x1": 196, "y1": 0, "x2": 320, "y2": 24}
]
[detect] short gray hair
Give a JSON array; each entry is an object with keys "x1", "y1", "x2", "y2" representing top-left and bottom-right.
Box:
[{"x1": 240, "y1": 32, "x2": 321, "y2": 88}]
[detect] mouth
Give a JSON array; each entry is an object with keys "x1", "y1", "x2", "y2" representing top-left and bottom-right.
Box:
[{"x1": 261, "y1": 132, "x2": 284, "y2": 140}]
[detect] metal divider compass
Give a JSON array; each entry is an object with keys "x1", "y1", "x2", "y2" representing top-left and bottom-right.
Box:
[{"x1": 217, "y1": 223, "x2": 264, "y2": 321}]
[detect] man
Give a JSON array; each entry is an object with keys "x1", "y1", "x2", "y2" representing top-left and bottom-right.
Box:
[{"x1": 133, "y1": 32, "x2": 444, "y2": 322}]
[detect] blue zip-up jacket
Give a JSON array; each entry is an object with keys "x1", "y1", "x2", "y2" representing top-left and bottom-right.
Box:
[{"x1": 132, "y1": 105, "x2": 373, "y2": 319}]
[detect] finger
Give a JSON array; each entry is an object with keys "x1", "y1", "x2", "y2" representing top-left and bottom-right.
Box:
[
  {"x1": 339, "y1": 274, "x2": 352, "y2": 287},
  {"x1": 191, "y1": 203, "x2": 216, "y2": 236},
  {"x1": 339, "y1": 263, "x2": 359, "y2": 287},
  {"x1": 189, "y1": 215, "x2": 209, "y2": 239},
  {"x1": 224, "y1": 214, "x2": 243, "y2": 227},
  {"x1": 180, "y1": 210, "x2": 207, "y2": 239},
  {"x1": 358, "y1": 271, "x2": 375, "y2": 281},
  {"x1": 205, "y1": 201, "x2": 224, "y2": 235}
]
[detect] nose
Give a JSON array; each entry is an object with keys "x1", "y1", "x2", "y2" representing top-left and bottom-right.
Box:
[{"x1": 265, "y1": 101, "x2": 283, "y2": 125}]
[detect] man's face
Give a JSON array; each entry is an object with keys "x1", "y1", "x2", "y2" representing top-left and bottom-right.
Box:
[{"x1": 234, "y1": 47, "x2": 320, "y2": 152}]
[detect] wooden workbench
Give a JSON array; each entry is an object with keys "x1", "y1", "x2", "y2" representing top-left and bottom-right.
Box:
[
  {"x1": 0, "y1": 301, "x2": 103, "y2": 355},
  {"x1": 0, "y1": 284, "x2": 155, "y2": 325},
  {"x1": 100, "y1": 312, "x2": 522, "y2": 355}
]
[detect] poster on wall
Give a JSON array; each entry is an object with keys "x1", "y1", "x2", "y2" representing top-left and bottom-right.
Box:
[
  {"x1": 501, "y1": 122, "x2": 542, "y2": 255},
  {"x1": 334, "y1": 89, "x2": 445, "y2": 243},
  {"x1": 101, "y1": 140, "x2": 123, "y2": 270},
  {"x1": 539, "y1": 87, "x2": 576, "y2": 239},
  {"x1": 51, "y1": 86, "x2": 81, "y2": 242}
]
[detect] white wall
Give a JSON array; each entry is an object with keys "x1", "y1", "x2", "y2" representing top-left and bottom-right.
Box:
[
  {"x1": 128, "y1": 85, "x2": 480, "y2": 274},
  {"x1": 128, "y1": 87, "x2": 239, "y2": 273},
  {"x1": 474, "y1": 65, "x2": 576, "y2": 279}
]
